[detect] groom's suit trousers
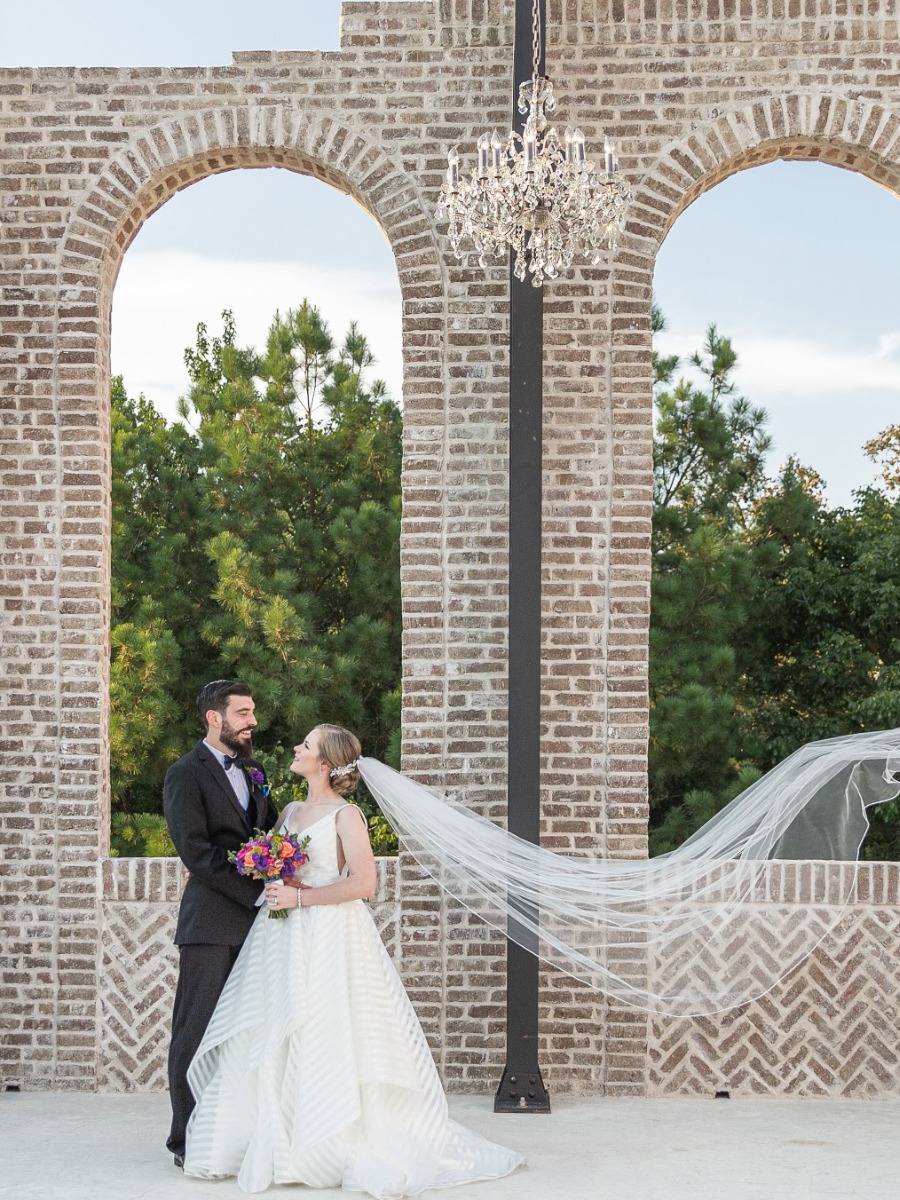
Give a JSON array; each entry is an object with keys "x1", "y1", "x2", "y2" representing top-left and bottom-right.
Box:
[
  {"x1": 164, "y1": 742, "x2": 277, "y2": 1156},
  {"x1": 167, "y1": 943, "x2": 242, "y2": 1155}
]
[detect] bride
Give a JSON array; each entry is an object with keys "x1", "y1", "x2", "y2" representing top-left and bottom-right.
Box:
[
  {"x1": 183, "y1": 717, "x2": 900, "y2": 1190},
  {"x1": 183, "y1": 723, "x2": 523, "y2": 1196}
]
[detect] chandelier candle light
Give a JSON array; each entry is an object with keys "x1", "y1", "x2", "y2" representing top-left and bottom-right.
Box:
[{"x1": 436, "y1": 1, "x2": 631, "y2": 285}]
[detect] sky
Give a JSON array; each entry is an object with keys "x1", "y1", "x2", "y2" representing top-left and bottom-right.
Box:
[
  {"x1": 653, "y1": 161, "x2": 900, "y2": 508},
  {"x1": 3, "y1": 1, "x2": 899, "y2": 506}
]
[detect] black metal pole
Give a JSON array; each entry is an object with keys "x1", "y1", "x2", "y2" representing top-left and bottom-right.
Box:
[{"x1": 494, "y1": 0, "x2": 550, "y2": 1115}]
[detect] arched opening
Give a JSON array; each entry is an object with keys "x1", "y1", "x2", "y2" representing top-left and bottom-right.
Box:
[
  {"x1": 106, "y1": 163, "x2": 405, "y2": 857},
  {"x1": 648, "y1": 152, "x2": 900, "y2": 857},
  {"x1": 55, "y1": 113, "x2": 448, "y2": 1092}
]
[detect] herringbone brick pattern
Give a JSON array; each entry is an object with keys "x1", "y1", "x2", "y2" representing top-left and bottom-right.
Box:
[
  {"x1": 99, "y1": 904, "x2": 179, "y2": 1091},
  {"x1": 648, "y1": 908, "x2": 900, "y2": 1097},
  {"x1": 98, "y1": 858, "x2": 402, "y2": 1091}
]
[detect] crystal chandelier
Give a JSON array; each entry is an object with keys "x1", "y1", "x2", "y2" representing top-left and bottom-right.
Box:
[{"x1": 436, "y1": 0, "x2": 632, "y2": 286}]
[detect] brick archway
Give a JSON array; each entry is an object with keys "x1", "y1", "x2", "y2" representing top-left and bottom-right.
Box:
[
  {"x1": 59, "y1": 101, "x2": 446, "y2": 441},
  {"x1": 49, "y1": 104, "x2": 450, "y2": 1091},
  {"x1": 635, "y1": 94, "x2": 900, "y2": 254},
  {"x1": 608, "y1": 91, "x2": 900, "y2": 549},
  {"x1": 54, "y1": 97, "x2": 447, "y2": 825},
  {"x1": 67, "y1": 102, "x2": 444, "y2": 299},
  {"x1": 607, "y1": 95, "x2": 900, "y2": 1100}
]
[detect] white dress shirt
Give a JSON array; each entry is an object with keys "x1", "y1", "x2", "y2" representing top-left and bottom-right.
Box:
[{"x1": 203, "y1": 739, "x2": 251, "y2": 810}]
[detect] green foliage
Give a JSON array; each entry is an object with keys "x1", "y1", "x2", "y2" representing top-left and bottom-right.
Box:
[
  {"x1": 109, "y1": 603, "x2": 183, "y2": 805},
  {"x1": 111, "y1": 301, "x2": 402, "y2": 854},
  {"x1": 110, "y1": 377, "x2": 211, "y2": 816},
  {"x1": 649, "y1": 307, "x2": 900, "y2": 859},
  {"x1": 649, "y1": 315, "x2": 769, "y2": 831},
  {"x1": 649, "y1": 764, "x2": 763, "y2": 857},
  {"x1": 113, "y1": 293, "x2": 900, "y2": 863},
  {"x1": 110, "y1": 812, "x2": 177, "y2": 858},
  {"x1": 653, "y1": 322, "x2": 771, "y2": 542},
  {"x1": 741, "y1": 474, "x2": 900, "y2": 759},
  {"x1": 740, "y1": 475, "x2": 900, "y2": 859},
  {"x1": 864, "y1": 421, "x2": 900, "y2": 493}
]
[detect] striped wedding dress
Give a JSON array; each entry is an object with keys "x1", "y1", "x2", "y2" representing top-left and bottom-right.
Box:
[{"x1": 183, "y1": 804, "x2": 523, "y2": 1196}]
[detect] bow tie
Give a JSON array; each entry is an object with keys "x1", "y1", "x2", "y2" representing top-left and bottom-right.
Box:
[{"x1": 223, "y1": 754, "x2": 244, "y2": 771}]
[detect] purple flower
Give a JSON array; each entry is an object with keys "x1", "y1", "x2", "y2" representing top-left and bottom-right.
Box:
[{"x1": 248, "y1": 768, "x2": 265, "y2": 787}]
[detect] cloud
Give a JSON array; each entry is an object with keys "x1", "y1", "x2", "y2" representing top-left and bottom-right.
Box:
[
  {"x1": 656, "y1": 329, "x2": 900, "y2": 399},
  {"x1": 654, "y1": 327, "x2": 900, "y2": 505},
  {"x1": 110, "y1": 250, "x2": 403, "y2": 421},
  {"x1": 876, "y1": 331, "x2": 900, "y2": 359}
]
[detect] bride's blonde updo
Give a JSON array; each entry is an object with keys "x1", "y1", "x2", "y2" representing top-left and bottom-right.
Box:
[{"x1": 315, "y1": 724, "x2": 363, "y2": 796}]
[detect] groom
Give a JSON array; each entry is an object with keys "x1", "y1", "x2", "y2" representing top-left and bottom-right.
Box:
[{"x1": 163, "y1": 679, "x2": 279, "y2": 1169}]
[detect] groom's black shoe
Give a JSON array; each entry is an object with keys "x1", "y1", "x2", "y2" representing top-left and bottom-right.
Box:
[{"x1": 173, "y1": 1153, "x2": 185, "y2": 1170}]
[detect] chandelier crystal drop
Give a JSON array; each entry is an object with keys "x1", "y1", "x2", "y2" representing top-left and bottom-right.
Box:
[{"x1": 436, "y1": 3, "x2": 631, "y2": 286}]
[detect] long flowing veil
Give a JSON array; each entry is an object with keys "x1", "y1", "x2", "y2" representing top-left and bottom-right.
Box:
[{"x1": 359, "y1": 728, "x2": 900, "y2": 1016}]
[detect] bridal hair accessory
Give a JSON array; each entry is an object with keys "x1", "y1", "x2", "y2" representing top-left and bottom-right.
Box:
[
  {"x1": 330, "y1": 760, "x2": 359, "y2": 780},
  {"x1": 357, "y1": 729, "x2": 900, "y2": 1016}
]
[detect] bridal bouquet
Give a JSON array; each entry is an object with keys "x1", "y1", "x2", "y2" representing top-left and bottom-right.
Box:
[{"x1": 229, "y1": 831, "x2": 311, "y2": 919}]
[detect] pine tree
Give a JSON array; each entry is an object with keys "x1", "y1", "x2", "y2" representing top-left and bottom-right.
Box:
[
  {"x1": 649, "y1": 311, "x2": 769, "y2": 834},
  {"x1": 111, "y1": 303, "x2": 403, "y2": 853},
  {"x1": 649, "y1": 309, "x2": 900, "y2": 858},
  {"x1": 110, "y1": 376, "x2": 211, "y2": 840}
]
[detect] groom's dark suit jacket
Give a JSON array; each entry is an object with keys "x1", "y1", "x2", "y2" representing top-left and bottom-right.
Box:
[{"x1": 164, "y1": 740, "x2": 280, "y2": 946}]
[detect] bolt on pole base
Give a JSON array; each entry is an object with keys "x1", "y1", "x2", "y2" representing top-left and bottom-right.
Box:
[{"x1": 493, "y1": 1064, "x2": 551, "y2": 1113}]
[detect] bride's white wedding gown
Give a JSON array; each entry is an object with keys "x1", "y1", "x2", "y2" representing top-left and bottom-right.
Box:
[{"x1": 184, "y1": 804, "x2": 524, "y2": 1196}]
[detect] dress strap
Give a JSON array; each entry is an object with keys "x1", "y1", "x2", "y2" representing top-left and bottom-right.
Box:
[{"x1": 334, "y1": 802, "x2": 367, "y2": 822}]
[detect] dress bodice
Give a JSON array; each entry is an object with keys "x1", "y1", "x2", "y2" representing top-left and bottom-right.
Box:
[{"x1": 281, "y1": 803, "x2": 349, "y2": 888}]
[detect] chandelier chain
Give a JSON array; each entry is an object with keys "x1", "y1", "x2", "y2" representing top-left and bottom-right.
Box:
[{"x1": 532, "y1": 0, "x2": 541, "y2": 83}]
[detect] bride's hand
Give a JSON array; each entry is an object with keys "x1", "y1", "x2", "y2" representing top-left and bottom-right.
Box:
[{"x1": 265, "y1": 881, "x2": 299, "y2": 912}]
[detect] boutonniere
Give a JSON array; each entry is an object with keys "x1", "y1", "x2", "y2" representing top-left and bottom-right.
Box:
[{"x1": 246, "y1": 766, "x2": 271, "y2": 799}]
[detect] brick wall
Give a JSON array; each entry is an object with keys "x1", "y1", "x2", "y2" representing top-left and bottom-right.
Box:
[
  {"x1": 646, "y1": 863, "x2": 900, "y2": 1098},
  {"x1": 1, "y1": 0, "x2": 899, "y2": 1094},
  {"x1": 91, "y1": 858, "x2": 900, "y2": 1097},
  {"x1": 97, "y1": 857, "x2": 401, "y2": 1092}
]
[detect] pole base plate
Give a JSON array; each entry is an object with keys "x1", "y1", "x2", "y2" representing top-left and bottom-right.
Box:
[{"x1": 493, "y1": 1065, "x2": 551, "y2": 1113}]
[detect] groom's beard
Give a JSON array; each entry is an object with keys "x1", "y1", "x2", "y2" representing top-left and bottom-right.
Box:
[{"x1": 220, "y1": 718, "x2": 253, "y2": 757}]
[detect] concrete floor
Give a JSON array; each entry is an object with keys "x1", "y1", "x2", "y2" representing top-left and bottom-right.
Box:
[{"x1": 1, "y1": 1091, "x2": 898, "y2": 1200}]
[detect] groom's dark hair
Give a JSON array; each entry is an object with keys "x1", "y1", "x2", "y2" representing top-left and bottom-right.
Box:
[{"x1": 196, "y1": 679, "x2": 252, "y2": 727}]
